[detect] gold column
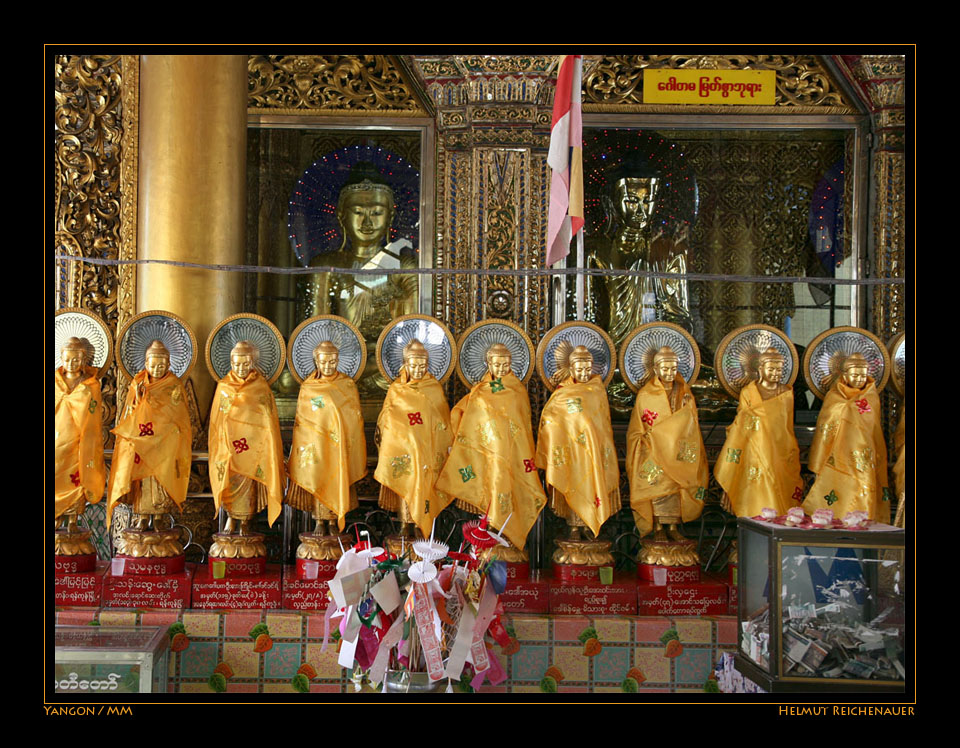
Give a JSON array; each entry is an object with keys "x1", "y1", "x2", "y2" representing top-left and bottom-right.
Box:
[{"x1": 138, "y1": 55, "x2": 247, "y2": 411}]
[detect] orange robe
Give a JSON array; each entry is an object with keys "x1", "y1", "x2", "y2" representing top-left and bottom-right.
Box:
[
  {"x1": 54, "y1": 366, "x2": 106, "y2": 520},
  {"x1": 287, "y1": 372, "x2": 367, "y2": 530},
  {"x1": 374, "y1": 371, "x2": 452, "y2": 537},
  {"x1": 436, "y1": 371, "x2": 547, "y2": 549},
  {"x1": 535, "y1": 375, "x2": 620, "y2": 537},
  {"x1": 625, "y1": 374, "x2": 707, "y2": 535},
  {"x1": 107, "y1": 370, "x2": 192, "y2": 528},
  {"x1": 805, "y1": 377, "x2": 890, "y2": 522},
  {"x1": 714, "y1": 382, "x2": 802, "y2": 517},
  {"x1": 208, "y1": 370, "x2": 285, "y2": 526}
]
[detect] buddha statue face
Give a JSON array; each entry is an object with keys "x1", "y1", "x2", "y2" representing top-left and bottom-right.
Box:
[
  {"x1": 842, "y1": 363, "x2": 869, "y2": 390},
  {"x1": 314, "y1": 341, "x2": 340, "y2": 379},
  {"x1": 61, "y1": 339, "x2": 86, "y2": 375},
  {"x1": 569, "y1": 347, "x2": 594, "y2": 384},
  {"x1": 145, "y1": 340, "x2": 170, "y2": 380},
  {"x1": 337, "y1": 182, "x2": 394, "y2": 254},
  {"x1": 402, "y1": 339, "x2": 429, "y2": 382},
  {"x1": 652, "y1": 347, "x2": 679, "y2": 385},
  {"x1": 230, "y1": 342, "x2": 257, "y2": 380},
  {"x1": 757, "y1": 349, "x2": 785, "y2": 387},
  {"x1": 614, "y1": 177, "x2": 658, "y2": 231},
  {"x1": 486, "y1": 343, "x2": 513, "y2": 379}
]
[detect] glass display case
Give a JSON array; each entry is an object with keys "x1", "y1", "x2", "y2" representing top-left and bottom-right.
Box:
[
  {"x1": 54, "y1": 626, "x2": 170, "y2": 694},
  {"x1": 735, "y1": 517, "x2": 905, "y2": 692}
]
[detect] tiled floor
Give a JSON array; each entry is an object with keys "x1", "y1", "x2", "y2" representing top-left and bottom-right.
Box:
[{"x1": 55, "y1": 608, "x2": 736, "y2": 694}]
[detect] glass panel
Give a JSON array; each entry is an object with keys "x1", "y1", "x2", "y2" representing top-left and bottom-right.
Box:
[
  {"x1": 779, "y1": 545, "x2": 904, "y2": 681},
  {"x1": 568, "y1": 126, "x2": 855, "y2": 419},
  {"x1": 53, "y1": 663, "x2": 143, "y2": 694},
  {"x1": 247, "y1": 126, "x2": 424, "y2": 419},
  {"x1": 739, "y1": 525, "x2": 771, "y2": 672}
]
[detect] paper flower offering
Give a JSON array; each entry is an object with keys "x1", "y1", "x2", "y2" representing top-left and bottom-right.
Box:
[
  {"x1": 784, "y1": 507, "x2": 806, "y2": 526},
  {"x1": 811, "y1": 508, "x2": 834, "y2": 527},
  {"x1": 842, "y1": 510, "x2": 870, "y2": 528},
  {"x1": 760, "y1": 507, "x2": 778, "y2": 520}
]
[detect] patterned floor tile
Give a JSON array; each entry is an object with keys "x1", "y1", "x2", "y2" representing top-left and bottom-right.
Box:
[
  {"x1": 553, "y1": 645, "x2": 589, "y2": 682},
  {"x1": 182, "y1": 611, "x2": 220, "y2": 637},
  {"x1": 222, "y1": 641, "x2": 259, "y2": 678},
  {"x1": 512, "y1": 644, "x2": 550, "y2": 681}
]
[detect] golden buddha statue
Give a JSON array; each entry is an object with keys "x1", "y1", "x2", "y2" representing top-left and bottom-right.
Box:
[
  {"x1": 287, "y1": 340, "x2": 367, "y2": 560},
  {"x1": 536, "y1": 346, "x2": 620, "y2": 565},
  {"x1": 715, "y1": 348, "x2": 802, "y2": 518},
  {"x1": 107, "y1": 341, "x2": 193, "y2": 558},
  {"x1": 375, "y1": 339, "x2": 453, "y2": 554},
  {"x1": 54, "y1": 336, "x2": 106, "y2": 555},
  {"x1": 436, "y1": 343, "x2": 548, "y2": 562},
  {"x1": 805, "y1": 352, "x2": 890, "y2": 522},
  {"x1": 208, "y1": 340, "x2": 285, "y2": 558},
  {"x1": 626, "y1": 346, "x2": 708, "y2": 566},
  {"x1": 588, "y1": 165, "x2": 692, "y2": 343},
  {"x1": 302, "y1": 177, "x2": 417, "y2": 399}
]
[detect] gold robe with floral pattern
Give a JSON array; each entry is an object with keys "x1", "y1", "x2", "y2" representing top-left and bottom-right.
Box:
[
  {"x1": 714, "y1": 382, "x2": 802, "y2": 518},
  {"x1": 287, "y1": 372, "x2": 367, "y2": 530},
  {"x1": 535, "y1": 375, "x2": 620, "y2": 537},
  {"x1": 436, "y1": 371, "x2": 547, "y2": 549},
  {"x1": 625, "y1": 374, "x2": 707, "y2": 535},
  {"x1": 208, "y1": 370, "x2": 285, "y2": 526},
  {"x1": 107, "y1": 370, "x2": 192, "y2": 527},
  {"x1": 54, "y1": 366, "x2": 106, "y2": 520},
  {"x1": 805, "y1": 377, "x2": 889, "y2": 523},
  {"x1": 375, "y1": 370, "x2": 452, "y2": 537}
]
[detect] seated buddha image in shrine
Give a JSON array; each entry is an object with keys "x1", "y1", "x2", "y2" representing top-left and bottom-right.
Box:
[{"x1": 296, "y1": 161, "x2": 418, "y2": 399}]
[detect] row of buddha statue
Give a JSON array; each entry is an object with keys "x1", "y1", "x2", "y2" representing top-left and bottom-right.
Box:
[{"x1": 54, "y1": 310, "x2": 905, "y2": 570}]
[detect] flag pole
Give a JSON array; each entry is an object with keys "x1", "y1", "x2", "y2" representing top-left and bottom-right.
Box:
[{"x1": 575, "y1": 226, "x2": 584, "y2": 321}]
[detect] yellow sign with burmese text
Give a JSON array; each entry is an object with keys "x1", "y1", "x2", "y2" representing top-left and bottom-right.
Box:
[{"x1": 644, "y1": 69, "x2": 776, "y2": 105}]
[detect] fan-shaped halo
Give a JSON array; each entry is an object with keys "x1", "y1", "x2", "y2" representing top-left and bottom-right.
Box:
[
  {"x1": 375, "y1": 314, "x2": 457, "y2": 385},
  {"x1": 455, "y1": 320, "x2": 535, "y2": 387},
  {"x1": 205, "y1": 314, "x2": 286, "y2": 385},
  {"x1": 887, "y1": 331, "x2": 906, "y2": 398},
  {"x1": 802, "y1": 326, "x2": 890, "y2": 400},
  {"x1": 714, "y1": 323, "x2": 798, "y2": 398},
  {"x1": 618, "y1": 322, "x2": 700, "y2": 393},
  {"x1": 54, "y1": 308, "x2": 114, "y2": 375},
  {"x1": 536, "y1": 321, "x2": 616, "y2": 391},
  {"x1": 116, "y1": 310, "x2": 198, "y2": 380},
  {"x1": 287, "y1": 315, "x2": 366, "y2": 384}
]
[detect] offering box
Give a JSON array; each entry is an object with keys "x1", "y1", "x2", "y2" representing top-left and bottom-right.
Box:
[
  {"x1": 53, "y1": 625, "x2": 169, "y2": 694},
  {"x1": 735, "y1": 517, "x2": 905, "y2": 693}
]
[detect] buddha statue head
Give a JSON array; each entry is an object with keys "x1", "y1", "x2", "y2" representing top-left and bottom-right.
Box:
[
  {"x1": 485, "y1": 343, "x2": 513, "y2": 379},
  {"x1": 337, "y1": 178, "x2": 395, "y2": 257},
  {"x1": 652, "y1": 346, "x2": 680, "y2": 385},
  {"x1": 402, "y1": 339, "x2": 429, "y2": 382},
  {"x1": 841, "y1": 352, "x2": 869, "y2": 390},
  {"x1": 610, "y1": 158, "x2": 660, "y2": 233},
  {"x1": 757, "y1": 348, "x2": 785, "y2": 388},
  {"x1": 314, "y1": 340, "x2": 340, "y2": 379},
  {"x1": 230, "y1": 341, "x2": 258, "y2": 380},
  {"x1": 144, "y1": 340, "x2": 171, "y2": 381},
  {"x1": 60, "y1": 336, "x2": 89, "y2": 374},
  {"x1": 569, "y1": 346, "x2": 595, "y2": 384}
]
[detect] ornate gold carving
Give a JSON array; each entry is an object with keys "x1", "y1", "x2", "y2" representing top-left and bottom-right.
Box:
[
  {"x1": 553, "y1": 538, "x2": 615, "y2": 566},
  {"x1": 209, "y1": 532, "x2": 267, "y2": 559},
  {"x1": 118, "y1": 54, "x2": 138, "y2": 335},
  {"x1": 117, "y1": 528, "x2": 184, "y2": 558},
  {"x1": 583, "y1": 55, "x2": 854, "y2": 110},
  {"x1": 296, "y1": 532, "x2": 349, "y2": 561},
  {"x1": 479, "y1": 541, "x2": 528, "y2": 564},
  {"x1": 461, "y1": 56, "x2": 554, "y2": 74},
  {"x1": 470, "y1": 105, "x2": 538, "y2": 122},
  {"x1": 54, "y1": 529, "x2": 96, "y2": 556},
  {"x1": 639, "y1": 538, "x2": 699, "y2": 567},
  {"x1": 248, "y1": 55, "x2": 426, "y2": 114},
  {"x1": 55, "y1": 54, "x2": 128, "y2": 437}
]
